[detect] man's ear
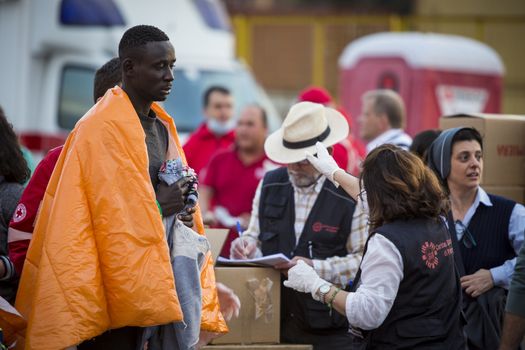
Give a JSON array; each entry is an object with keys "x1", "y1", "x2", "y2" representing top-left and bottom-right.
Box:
[
  {"x1": 122, "y1": 58, "x2": 134, "y2": 78},
  {"x1": 378, "y1": 113, "x2": 390, "y2": 129}
]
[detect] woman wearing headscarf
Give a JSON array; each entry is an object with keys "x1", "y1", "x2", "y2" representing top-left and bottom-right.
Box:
[
  {"x1": 283, "y1": 142, "x2": 465, "y2": 349},
  {"x1": 427, "y1": 127, "x2": 525, "y2": 349},
  {"x1": 0, "y1": 107, "x2": 30, "y2": 303}
]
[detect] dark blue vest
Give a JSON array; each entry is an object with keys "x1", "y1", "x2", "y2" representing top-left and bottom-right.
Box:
[
  {"x1": 459, "y1": 194, "x2": 516, "y2": 275},
  {"x1": 365, "y1": 218, "x2": 465, "y2": 349},
  {"x1": 259, "y1": 167, "x2": 355, "y2": 333}
]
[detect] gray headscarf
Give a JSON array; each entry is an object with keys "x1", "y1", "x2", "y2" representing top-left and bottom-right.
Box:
[{"x1": 427, "y1": 127, "x2": 471, "y2": 181}]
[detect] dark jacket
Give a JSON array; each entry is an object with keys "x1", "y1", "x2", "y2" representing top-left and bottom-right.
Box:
[
  {"x1": 259, "y1": 167, "x2": 355, "y2": 334},
  {"x1": 357, "y1": 218, "x2": 465, "y2": 349}
]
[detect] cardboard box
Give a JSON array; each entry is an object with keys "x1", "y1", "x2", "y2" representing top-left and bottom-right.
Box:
[
  {"x1": 483, "y1": 186, "x2": 525, "y2": 205},
  {"x1": 206, "y1": 228, "x2": 230, "y2": 263},
  {"x1": 439, "y1": 113, "x2": 525, "y2": 186},
  {"x1": 204, "y1": 345, "x2": 312, "y2": 350},
  {"x1": 213, "y1": 267, "x2": 281, "y2": 345}
]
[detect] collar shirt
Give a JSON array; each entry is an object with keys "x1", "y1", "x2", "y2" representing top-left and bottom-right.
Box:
[
  {"x1": 292, "y1": 176, "x2": 325, "y2": 244},
  {"x1": 242, "y1": 175, "x2": 325, "y2": 247},
  {"x1": 366, "y1": 129, "x2": 412, "y2": 154}
]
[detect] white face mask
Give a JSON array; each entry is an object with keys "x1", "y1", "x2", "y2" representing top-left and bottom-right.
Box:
[{"x1": 207, "y1": 118, "x2": 236, "y2": 136}]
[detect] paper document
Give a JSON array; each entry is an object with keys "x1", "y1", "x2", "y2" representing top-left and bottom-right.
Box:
[{"x1": 217, "y1": 253, "x2": 290, "y2": 267}]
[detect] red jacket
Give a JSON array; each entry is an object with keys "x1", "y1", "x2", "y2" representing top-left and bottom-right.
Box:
[{"x1": 8, "y1": 146, "x2": 63, "y2": 277}]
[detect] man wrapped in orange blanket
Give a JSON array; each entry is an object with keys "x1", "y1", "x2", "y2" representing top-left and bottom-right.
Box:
[{"x1": 15, "y1": 25, "x2": 227, "y2": 350}]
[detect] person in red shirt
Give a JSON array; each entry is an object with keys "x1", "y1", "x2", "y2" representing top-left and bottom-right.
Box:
[
  {"x1": 298, "y1": 86, "x2": 365, "y2": 175},
  {"x1": 183, "y1": 86, "x2": 236, "y2": 177},
  {"x1": 7, "y1": 58, "x2": 123, "y2": 279},
  {"x1": 199, "y1": 104, "x2": 276, "y2": 257}
]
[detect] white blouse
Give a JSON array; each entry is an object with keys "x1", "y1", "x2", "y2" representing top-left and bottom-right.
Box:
[{"x1": 344, "y1": 233, "x2": 404, "y2": 330}]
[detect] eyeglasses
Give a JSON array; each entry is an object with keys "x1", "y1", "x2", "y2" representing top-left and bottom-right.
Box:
[{"x1": 455, "y1": 221, "x2": 477, "y2": 249}]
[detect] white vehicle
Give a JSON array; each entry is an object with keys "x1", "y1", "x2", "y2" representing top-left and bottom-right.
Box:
[{"x1": 0, "y1": 0, "x2": 278, "y2": 157}]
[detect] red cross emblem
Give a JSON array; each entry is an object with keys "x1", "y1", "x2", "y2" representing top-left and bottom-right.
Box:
[{"x1": 12, "y1": 203, "x2": 27, "y2": 223}]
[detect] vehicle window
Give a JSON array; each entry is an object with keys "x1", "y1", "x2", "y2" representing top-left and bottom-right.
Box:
[
  {"x1": 164, "y1": 68, "x2": 272, "y2": 133},
  {"x1": 193, "y1": 0, "x2": 231, "y2": 31},
  {"x1": 58, "y1": 65, "x2": 95, "y2": 130},
  {"x1": 60, "y1": 0, "x2": 125, "y2": 26}
]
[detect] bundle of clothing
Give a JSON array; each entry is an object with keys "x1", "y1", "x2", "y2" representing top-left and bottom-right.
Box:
[{"x1": 143, "y1": 159, "x2": 210, "y2": 350}]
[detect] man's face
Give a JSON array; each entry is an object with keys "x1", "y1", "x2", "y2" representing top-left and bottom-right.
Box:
[
  {"x1": 205, "y1": 92, "x2": 234, "y2": 123},
  {"x1": 235, "y1": 106, "x2": 267, "y2": 152},
  {"x1": 129, "y1": 41, "x2": 176, "y2": 102},
  {"x1": 358, "y1": 98, "x2": 384, "y2": 141},
  {"x1": 287, "y1": 160, "x2": 321, "y2": 188}
]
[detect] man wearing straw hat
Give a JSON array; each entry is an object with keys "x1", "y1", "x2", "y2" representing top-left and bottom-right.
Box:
[{"x1": 230, "y1": 102, "x2": 362, "y2": 349}]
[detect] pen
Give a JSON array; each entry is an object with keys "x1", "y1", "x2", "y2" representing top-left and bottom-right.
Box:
[
  {"x1": 308, "y1": 241, "x2": 313, "y2": 259},
  {"x1": 236, "y1": 220, "x2": 243, "y2": 237},
  {"x1": 237, "y1": 220, "x2": 247, "y2": 259}
]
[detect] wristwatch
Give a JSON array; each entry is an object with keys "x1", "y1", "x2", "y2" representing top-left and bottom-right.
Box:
[{"x1": 317, "y1": 284, "x2": 332, "y2": 304}]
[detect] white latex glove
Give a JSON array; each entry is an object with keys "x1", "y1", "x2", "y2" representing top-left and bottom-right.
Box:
[
  {"x1": 305, "y1": 142, "x2": 343, "y2": 186},
  {"x1": 283, "y1": 260, "x2": 329, "y2": 301},
  {"x1": 214, "y1": 206, "x2": 238, "y2": 228},
  {"x1": 217, "y1": 282, "x2": 241, "y2": 321}
]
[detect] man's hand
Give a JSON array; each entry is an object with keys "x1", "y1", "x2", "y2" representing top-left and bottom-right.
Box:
[
  {"x1": 283, "y1": 260, "x2": 328, "y2": 301},
  {"x1": 230, "y1": 237, "x2": 257, "y2": 259},
  {"x1": 239, "y1": 213, "x2": 251, "y2": 230},
  {"x1": 461, "y1": 269, "x2": 494, "y2": 298},
  {"x1": 156, "y1": 177, "x2": 189, "y2": 217},
  {"x1": 216, "y1": 282, "x2": 241, "y2": 321},
  {"x1": 178, "y1": 206, "x2": 196, "y2": 228}
]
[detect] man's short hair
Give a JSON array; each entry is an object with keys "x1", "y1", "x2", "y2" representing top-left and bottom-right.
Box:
[
  {"x1": 203, "y1": 86, "x2": 231, "y2": 108},
  {"x1": 118, "y1": 25, "x2": 169, "y2": 60},
  {"x1": 363, "y1": 89, "x2": 406, "y2": 129},
  {"x1": 93, "y1": 57, "x2": 121, "y2": 102}
]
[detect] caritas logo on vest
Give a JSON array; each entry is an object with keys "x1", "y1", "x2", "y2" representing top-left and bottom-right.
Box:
[
  {"x1": 421, "y1": 239, "x2": 453, "y2": 269},
  {"x1": 312, "y1": 222, "x2": 339, "y2": 233}
]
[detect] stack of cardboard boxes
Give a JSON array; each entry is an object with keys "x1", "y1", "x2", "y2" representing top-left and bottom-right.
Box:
[
  {"x1": 440, "y1": 113, "x2": 525, "y2": 204},
  {"x1": 206, "y1": 229, "x2": 312, "y2": 350}
]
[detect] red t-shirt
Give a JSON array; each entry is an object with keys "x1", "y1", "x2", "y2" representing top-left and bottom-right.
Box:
[
  {"x1": 332, "y1": 143, "x2": 349, "y2": 171},
  {"x1": 201, "y1": 147, "x2": 274, "y2": 257},
  {"x1": 183, "y1": 123, "x2": 235, "y2": 177},
  {"x1": 9, "y1": 146, "x2": 63, "y2": 276}
]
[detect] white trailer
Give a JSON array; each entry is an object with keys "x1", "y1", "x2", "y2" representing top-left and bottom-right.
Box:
[{"x1": 0, "y1": 0, "x2": 278, "y2": 156}]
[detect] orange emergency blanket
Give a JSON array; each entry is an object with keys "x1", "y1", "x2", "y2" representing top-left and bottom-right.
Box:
[{"x1": 15, "y1": 87, "x2": 227, "y2": 349}]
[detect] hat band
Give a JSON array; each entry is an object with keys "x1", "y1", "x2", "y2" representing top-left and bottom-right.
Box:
[{"x1": 282, "y1": 126, "x2": 331, "y2": 150}]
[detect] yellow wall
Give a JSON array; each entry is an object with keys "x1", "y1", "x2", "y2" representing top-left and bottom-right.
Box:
[{"x1": 233, "y1": 9, "x2": 525, "y2": 115}]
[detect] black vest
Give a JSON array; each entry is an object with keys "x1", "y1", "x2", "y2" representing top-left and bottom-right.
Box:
[
  {"x1": 459, "y1": 194, "x2": 516, "y2": 276},
  {"x1": 362, "y1": 218, "x2": 465, "y2": 349},
  {"x1": 259, "y1": 167, "x2": 355, "y2": 333}
]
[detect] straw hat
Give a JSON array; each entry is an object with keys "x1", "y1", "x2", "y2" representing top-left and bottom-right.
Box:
[{"x1": 264, "y1": 101, "x2": 349, "y2": 164}]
